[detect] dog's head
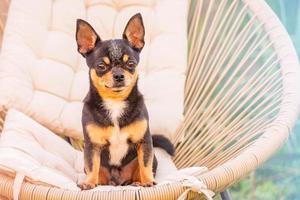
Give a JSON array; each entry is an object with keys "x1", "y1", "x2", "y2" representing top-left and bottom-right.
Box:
[{"x1": 76, "y1": 13, "x2": 145, "y2": 100}]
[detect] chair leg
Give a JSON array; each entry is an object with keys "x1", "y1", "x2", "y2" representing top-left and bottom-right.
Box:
[{"x1": 220, "y1": 189, "x2": 233, "y2": 200}]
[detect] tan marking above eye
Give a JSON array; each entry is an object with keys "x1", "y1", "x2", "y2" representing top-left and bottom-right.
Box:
[
  {"x1": 123, "y1": 54, "x2": 129, "y2": 63},
  {"x1": 103, "y1": 57, "x2": 110, "y2": 65}
]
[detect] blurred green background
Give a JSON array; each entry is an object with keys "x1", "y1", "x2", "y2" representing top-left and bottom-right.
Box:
[{"x1": 221, "y1": 1, "x2": 300, "y2": 199}]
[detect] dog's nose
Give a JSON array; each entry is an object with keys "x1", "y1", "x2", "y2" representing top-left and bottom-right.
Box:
[{"x1": 113, "y1": 74, "x2": 124, "y2": 82}]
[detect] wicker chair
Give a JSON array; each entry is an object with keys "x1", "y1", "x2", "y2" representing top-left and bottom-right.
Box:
[{"x1": 0, "y1": 0, "x2": 299, "y2": 199}]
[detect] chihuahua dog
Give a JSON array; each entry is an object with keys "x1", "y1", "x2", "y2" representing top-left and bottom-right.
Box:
[{"x1": 76, "y1": 13, "x2": 175, "y2": 190}]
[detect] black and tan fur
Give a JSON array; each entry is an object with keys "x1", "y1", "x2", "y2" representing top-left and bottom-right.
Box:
[{"x1": 75, "y1": 13, "x2": 175, "y2": 190}]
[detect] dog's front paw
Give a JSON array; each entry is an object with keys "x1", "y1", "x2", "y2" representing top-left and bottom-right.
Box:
[
  {"x1": 131, "y1": 181, "x2": 156, "y2": 187},
  {"x1": 78, "y1": 181, "x2": 97, "y2": 190}
]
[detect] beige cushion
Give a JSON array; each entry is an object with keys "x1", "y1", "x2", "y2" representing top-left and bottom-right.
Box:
[
  {"x1": 0, "y1": 109, "x2": 83, "y2": 189},
  {"x1": 0, "y1": 109, "x2": 210, "y2": 191},
  {"x1": 0, "y1": 0, "x2": 187, "y2": 140}
]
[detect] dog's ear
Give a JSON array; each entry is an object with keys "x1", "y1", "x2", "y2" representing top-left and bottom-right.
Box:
[
  {"x1": 123, "y1": 13, "x2": 145, "y2": 52},
  {"x1": 76, "y1": 19, "x2": 100, "y2": 56}
]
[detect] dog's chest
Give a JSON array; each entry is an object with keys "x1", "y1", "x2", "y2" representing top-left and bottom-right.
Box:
[
  {"x1": 103, "y1": 99, "x2": 127, "y2": 124},
  {"x1": 108, "y1": 128, "x2": 129, "y2": 166},
  {"x1": 103, "y1": 100, "x2": 129, "y2": 166}
]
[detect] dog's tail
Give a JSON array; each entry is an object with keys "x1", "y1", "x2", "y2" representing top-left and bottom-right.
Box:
[{"x1": 152, "y1": 135, "x2": 175, "y2": 156}]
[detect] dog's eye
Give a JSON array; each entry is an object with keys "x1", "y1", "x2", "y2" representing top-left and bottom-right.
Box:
[
  {"x1": 126, "y1": 61, "x2": 136, "y2": 70},
  {"x1": 97, "y1": 63, "x2": 107, "y2": 71}
]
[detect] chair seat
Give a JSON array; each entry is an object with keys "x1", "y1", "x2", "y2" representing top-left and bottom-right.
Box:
[
  {"x1": 1, "y1": 0, "x2": 300, "y2": 199},
  {"x1": 0, "y1": 109, "x2": 213, "y2": 199}
]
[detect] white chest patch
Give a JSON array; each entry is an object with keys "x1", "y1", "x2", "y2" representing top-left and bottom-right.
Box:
[
  {"x1": 103, "y1": 99, "x2": 127, "y2": 125},
  {"x1": 103, "y1": 99, "x2": 128, "y2": 166},
  {"x1": 108, "y1": 128, "x2": 129, "y2": 166}
]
